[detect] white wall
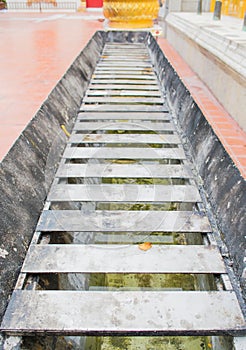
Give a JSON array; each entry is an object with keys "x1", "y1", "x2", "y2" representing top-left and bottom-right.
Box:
[
  {"x1": 165, "y1": 0, "x2": 211, "y2": 12},
  {"x1": 181, "y1": 0, "x2": 211, "y2": 11},
  {"x1": 6, "y1": 0, "x2": 78, "y2": 11}
]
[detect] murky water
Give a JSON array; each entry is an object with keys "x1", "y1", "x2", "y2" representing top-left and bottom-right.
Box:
[
  {"x1": 20, "y1": 136, "x2": 234, "y2": 349},
  {"x1": 22, "y1": 334, "x2": 233, "y2": 349},
  {"x1": 90, "y1": 336, "x2": 213, "y2": 350},
  {"x1": 21, "y1": 217, "x2": 229, "y2": 350}
]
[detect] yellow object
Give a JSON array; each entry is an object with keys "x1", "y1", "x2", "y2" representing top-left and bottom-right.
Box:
[
  {"x1": 103, "y1": 0, "x2": 159, "y2": 29},
  {"x1": 138, "y1": 242, "x2": 152, "y2": 251},
  {"x1": 61, "y1": 125, "x2": 71, "y2": 137},
  {"x1": 77, "y1": 1, "x2": 86, "y2": 12},
  {"x1": 210, "y1": 0, "x2": 246, "y2": 18}
]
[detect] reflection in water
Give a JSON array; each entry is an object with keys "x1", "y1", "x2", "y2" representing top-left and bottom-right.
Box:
[
  {"x1": 22, "y1": 145, "x2": 233, "y2": 349},
  {"x1": 21, "y1": 215, "x2": 228, "y2": 350},
  {"x1": 22, "y1": 335, "x2": 233, "y2": 349}
]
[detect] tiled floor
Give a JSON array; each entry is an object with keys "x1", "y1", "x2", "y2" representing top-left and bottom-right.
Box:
[
  {"x1": 0, "y1": 10, "x2": 245, "y2": 179},
  {"x1": 0, "y1": 11, "x2": 103, "y2": 160}
]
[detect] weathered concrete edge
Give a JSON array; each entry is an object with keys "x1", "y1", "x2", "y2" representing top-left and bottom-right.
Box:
[
  {"x1": 0, "y1": 30, "x2": 107, "y2": 323},
  {"x1": 166, "y1": 13, "x2": 246, "y2": 78},
  {"x1": 165, "y1": 13, "x2": 246, "y2": 132},
  {"x1": 147, "y1": 34, "x2": 246, "y2": 298}
]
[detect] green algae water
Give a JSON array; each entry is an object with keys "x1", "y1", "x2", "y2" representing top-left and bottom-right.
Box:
[
  {"x1": 82, "y1": 271, "x2": 217, "y2": 349},
  {"x1": 86, "y1": 336, "x2": 213, "y2": 350},
  {"x1": 21, "y1": 153, "x2": 233, "y2": 349},
  {"x1": 22, "y1": 335, "x2": 233, "y2": 349}
]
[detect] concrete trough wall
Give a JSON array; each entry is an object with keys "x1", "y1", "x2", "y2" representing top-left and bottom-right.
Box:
[
  {"x1": 0, "y1": 30, "x2": 107, "y2": 322},
  {"x1": 0, "y1": 30, "x2": 245, "y2": 327},
  {"x1": 147, "y1": 34, "x2": 246, "y2": 298}
]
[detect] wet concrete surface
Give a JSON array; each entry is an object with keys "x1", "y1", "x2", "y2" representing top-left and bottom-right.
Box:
[
  {"x1": 0, "y1": 10, "x2": 245, "y2": 345},
  {"x1": 0, "y1": 27, "x2": 105, "y2": 324},
  {"x1": 0, "y1": 11, "x2": 103, "y2": 161},
  {"x1": 0, "y1": 11, "x2": 245, "y2": 176}
]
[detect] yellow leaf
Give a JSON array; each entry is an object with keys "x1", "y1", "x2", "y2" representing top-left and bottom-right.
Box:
[
  {"x1": 111, "y1": 159, "x2": 136, "y2": 164},
  {"x1": 138, "y1": 242, "x2": 152, "y2": 251}
]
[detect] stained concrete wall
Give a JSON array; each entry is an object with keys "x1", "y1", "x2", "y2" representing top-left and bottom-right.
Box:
[
  {"x1": 147, "y1": 33, "x2": 246, "y2": 300},
  {"x1": 0, "y1": 31, "x2": 107, "y2": 323}
]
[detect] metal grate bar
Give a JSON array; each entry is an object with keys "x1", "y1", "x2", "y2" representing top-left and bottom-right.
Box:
[{"x1": 1, "y1": 40, "x2": 245, "y2": 338}]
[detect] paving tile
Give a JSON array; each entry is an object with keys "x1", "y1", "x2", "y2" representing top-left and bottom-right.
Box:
[
  {"x1": 218, "y1": 129, "x2": 245, "y2": 138},
  {"x1": 230, "y1": 145, "x2": 246, "y2": 157},
  {"x1": 0, "y1": 11, "x2": 103, "y2": 162},
  {"x1": 237, "y1": 157, "x2": 246, "y2": 167},
  {"x1": 0, "y1": 125, "x2": 26, "y2": 160},
  {"x1": 225, "y1": 137, "x2": 246, "y2": 146}
]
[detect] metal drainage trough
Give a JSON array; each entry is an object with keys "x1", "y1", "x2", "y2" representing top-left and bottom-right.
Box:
[{"x1": 1, "y1": 33, "x2": 246, "y2": 343}]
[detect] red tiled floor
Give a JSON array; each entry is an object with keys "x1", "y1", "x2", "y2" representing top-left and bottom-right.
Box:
[
  {"x1": 0, "y1": 11, "x2": 103, "y2": 161},
  {"x1": 217, "y1": 129, "x2": 245, "y2": 138},
  {"x1": 158, "y1": 38, "x2": 246, "y2": 179},
  {"x1": 1, "y1": 15, "x2": 245, "y2": 180},
  {"x1": 231, "y1": 145, "x2": 246, "y2": 157},
  {"x1": 212, "y1": 122, "x2": 235, "y2": 129},
  {"x1": 224, "y1": 137, "x2": 246, "y2": 146}
]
